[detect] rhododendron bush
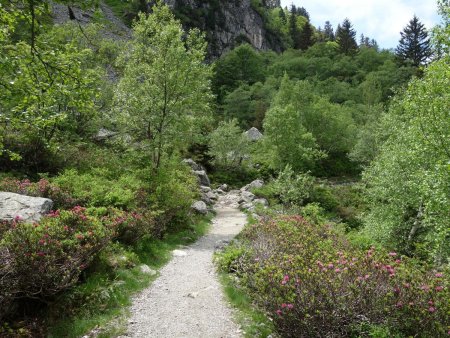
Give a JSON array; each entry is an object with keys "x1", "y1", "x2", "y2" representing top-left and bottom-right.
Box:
[
  {"x1": 0, "y1": 207, "x2": 112, "y2": 320},
  {"x1": 226, "y1": 215, "x2": 449, "y2": 337}
]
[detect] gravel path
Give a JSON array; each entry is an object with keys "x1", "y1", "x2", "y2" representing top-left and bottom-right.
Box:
[{"x1": 120, "y1": 192, "x2": 245, "y2": 338}]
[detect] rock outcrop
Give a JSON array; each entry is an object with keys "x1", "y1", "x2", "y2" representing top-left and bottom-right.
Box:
[
  {"x1": 183, "y1": 159, "x2": 211, "y2": 187},
  {"x1": 165, "y1": 0, "x2": 283, "y2": 58},
  {"x1": 0, "y1": 192, "x2": 53, "y2": 223}
]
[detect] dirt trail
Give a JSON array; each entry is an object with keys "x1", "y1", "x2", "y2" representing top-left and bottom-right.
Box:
[{"x1": 120, "y1": 192, "x2": 245, "y2": 338}]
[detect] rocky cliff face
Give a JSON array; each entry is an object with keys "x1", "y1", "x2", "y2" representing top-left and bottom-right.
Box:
[{"x1": 165, "y1": 0, "x2": 282, "y2": 58}]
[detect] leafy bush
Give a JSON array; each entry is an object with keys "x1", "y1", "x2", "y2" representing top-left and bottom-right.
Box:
[
  {"x1": 251, "y1": 165, "x2": 314, "y2": 206},
  {"x1": 52, "y1": 169, "x2": 142, "y2": 209},
  {"x1": 224, "y1": 215, "x2": 449, "y2": 337},
  {"x1": 92, "y1": 207, "x2": 156, "y2": 245},
  {"x1": 148, "y1": 158, "x2": 199, "y2": 232},
  {"x1": 0, "y1": 207, "x2": 112, "y2": 320}
]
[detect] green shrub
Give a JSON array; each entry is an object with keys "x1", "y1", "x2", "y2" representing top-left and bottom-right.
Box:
[
  {"x1": 209, "y1": 166, "x2": 259, "y2": 188},
  {"x1": 95, "y1": 207, "x2": 156, "y2": 245},
  {"x1": 148, "y1": 158, "x2": 198, "y2": 232},
  {"x1": 252, "y1": 165, "x2": 315, "y2": 206},
  {"x1": 0, "y1": 207, "x2": 112, "y2": 321},
  {"x1": 52, "y1": 169, "x2": 142, "y2": 209},
  {"x1": 215, "y1": 244, "x2": 247, "y2": 273},
  {"x1": 229, "y1": 215, "x2": 449, "y2": 337}
]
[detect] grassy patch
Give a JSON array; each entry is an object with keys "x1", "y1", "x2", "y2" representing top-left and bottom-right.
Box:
[
  {"x1": 47, "y1": 216, "x2": 211, "y2": 337},
  {"x1": 219, "y1": 273, "x2": 274, "y2": 338}
]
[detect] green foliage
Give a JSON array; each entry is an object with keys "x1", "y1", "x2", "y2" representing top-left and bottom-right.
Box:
[
  {"x1": 222, "y1": 80, "x2": 276, "y2": 129},
  {"x1": 208, "y1": 119, "x2": 249, "y2": 168},
  {"x1": 52, "y1": 169, "x2": 142, "y2": 209},
  {"x1": 215, "y1": 244, "x2": 247, "y2": 273},
  {"x1": 218, "y1": 272, "x2": 275, "y2": 338},
  {"x1": 270, "y1": 165, "x2": 315, "y2": 206},
  {"x1": 336, "y1": 18, "x2": 358, "y2": 55},
  {"x1": 213, "y1": 44, "x2": 266, "y2": 103},
  {"x1": 148, "y1": 157, "x2": 199, "y2": 231},
  {"x1": 363, "y1": 56, "x2": 450, "y2": 264},
  {"x1": 114, "y1": 2, "x2": 212, "y2": 169},
  {"x1": 0, "y1": 16, "x2": 101, "y2": 164},
  {"x1": 208, "y1": 166, "x2": 260, "y2": 188},
  {"x1": 225, "y1": 215, "x2": 450, "y2": 337},
  {"x1": 0, "y1": 207, "x2": 112, "y2": 320},
  {"x1": 396, "y1": 15, "x2": 432, "y2": 67}
]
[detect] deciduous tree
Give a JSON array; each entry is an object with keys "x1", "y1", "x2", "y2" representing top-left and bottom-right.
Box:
[{"x1": 114, "y1": 2, "x2": 212, "y2": 169}]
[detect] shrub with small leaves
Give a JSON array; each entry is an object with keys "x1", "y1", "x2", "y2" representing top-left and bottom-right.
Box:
[
  {"x1": 0, "y1": 207, "x2": 112, "y2": 320},
  {"x1": 230, "y1": 215, "x2": 449, "y2": 337}
]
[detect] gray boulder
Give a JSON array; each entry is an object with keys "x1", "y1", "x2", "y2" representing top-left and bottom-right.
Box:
[
  {"x1": 239, "y1": 191, "x2": 255, "y2": 203},
  {"x1": 244, "y1": 127, "x2": 263, "y2": 142},
  {"x1": 219, "y1": 184, "x2": 229, "y2": 192},
  {"x1": 139, "y1": 264, "x2": 157, "y2": 276},
  {"x1": 183, "y1": 158, "x2": 203, "y2": 171},
  {"x1": 200, "y1": 186, "x2": 212, "y2": 193},
  {"x1": 241, "y1": 179, "x2": 264, "y2": 191},
  {"x1": 206, "y1": 191, "x2": 218, "y2": 200},
  {"x1": 191, "y1": 201, "x2": 208, "y2": 214},
  {"x1": 194, "y1": 170, "x2": 210, "y2": 187},
  {"x1": 183, "y1": 159, "x2": 211, "y2": 187},
  {"x1": 240, "y1": 202, "x2": 255, "y2": 212},
  {"x1": 201, "y1": 194, "x2": 213, "y2": 205},
  {"x1": 0, "y1": 192, "x2": 53, "y2": 223},
  {"x1": 253, "y1": 198, "x2": 269, "y2": 207},
  {"x1": 94, "y1": 128, "x2": 118, "y2": 141},
  {"x1": 214, "y1": 188, "x2": 225, "y2": 195}
]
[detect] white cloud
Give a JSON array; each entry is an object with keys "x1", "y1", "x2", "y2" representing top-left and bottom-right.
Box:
[{"x1": 280, "y1": 0, "x2": 440, "y2": 48}]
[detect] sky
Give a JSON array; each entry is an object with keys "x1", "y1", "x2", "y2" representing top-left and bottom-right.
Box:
[{"x1": 280, "y1": 0, "x2": 440, "y2": 49}]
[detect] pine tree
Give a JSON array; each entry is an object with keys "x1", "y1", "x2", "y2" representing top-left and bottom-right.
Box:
[
  {"x1": 299, "y1": 21, "x2": 314, "y2": 50},
  {"x1": 336, "y1": 18, "x2": 358, "y2": 55},
  {"x1": 323, "y1": 21, "x2": 334, "y2": 41},
  {"x1": 278, "y1": 8, "x2": 287, "y2": 24},
  {"x1": 360, "y1": 33, "x2": 366, "y2": 46},
  {"x1": 395, "y1": 15, "x2": 432, "y2": 66},
  {"x1": 289, "y1": 6, "x2": 301, "y2": 49},
  {"x1": 296, "y1": 6, "x2": 309, "y2": 20}
]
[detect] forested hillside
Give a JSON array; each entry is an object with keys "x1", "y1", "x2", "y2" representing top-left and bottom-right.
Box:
[{"x1": 0, "y1": 0, "x2": 448, "y2": 337}]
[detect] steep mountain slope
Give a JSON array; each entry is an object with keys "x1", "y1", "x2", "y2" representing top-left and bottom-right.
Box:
[{"x1": 166, "y1": 0, "x2": 283, "y2": 57}]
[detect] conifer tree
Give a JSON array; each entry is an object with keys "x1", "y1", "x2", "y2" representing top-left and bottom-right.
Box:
[
  {"x1": 323, "y1": 21, "x2": 335, "y2": 41},
  {"x1": 296, "y1": 6, "x2": 309, "y2": 20},
  {"x1": 279, "y1": 8, "x2": 287, "y2": 24},
  {"x1": 396, "y1": 15, "x2": 432, "y2": 66},
  {"x1": 336, "y1": 18, "x2": 358, "y2": 55},
  {"x1": 299, "y1": 21, "x2": 314, "y2": 50},
  {"x1": 289, "y1": 5, "x2": 301, "y2": 49}
]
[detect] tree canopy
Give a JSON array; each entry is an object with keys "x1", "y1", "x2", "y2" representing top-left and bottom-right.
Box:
[{"x1": 396, "y1": 15, "x2": 432, "y2": 66}]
